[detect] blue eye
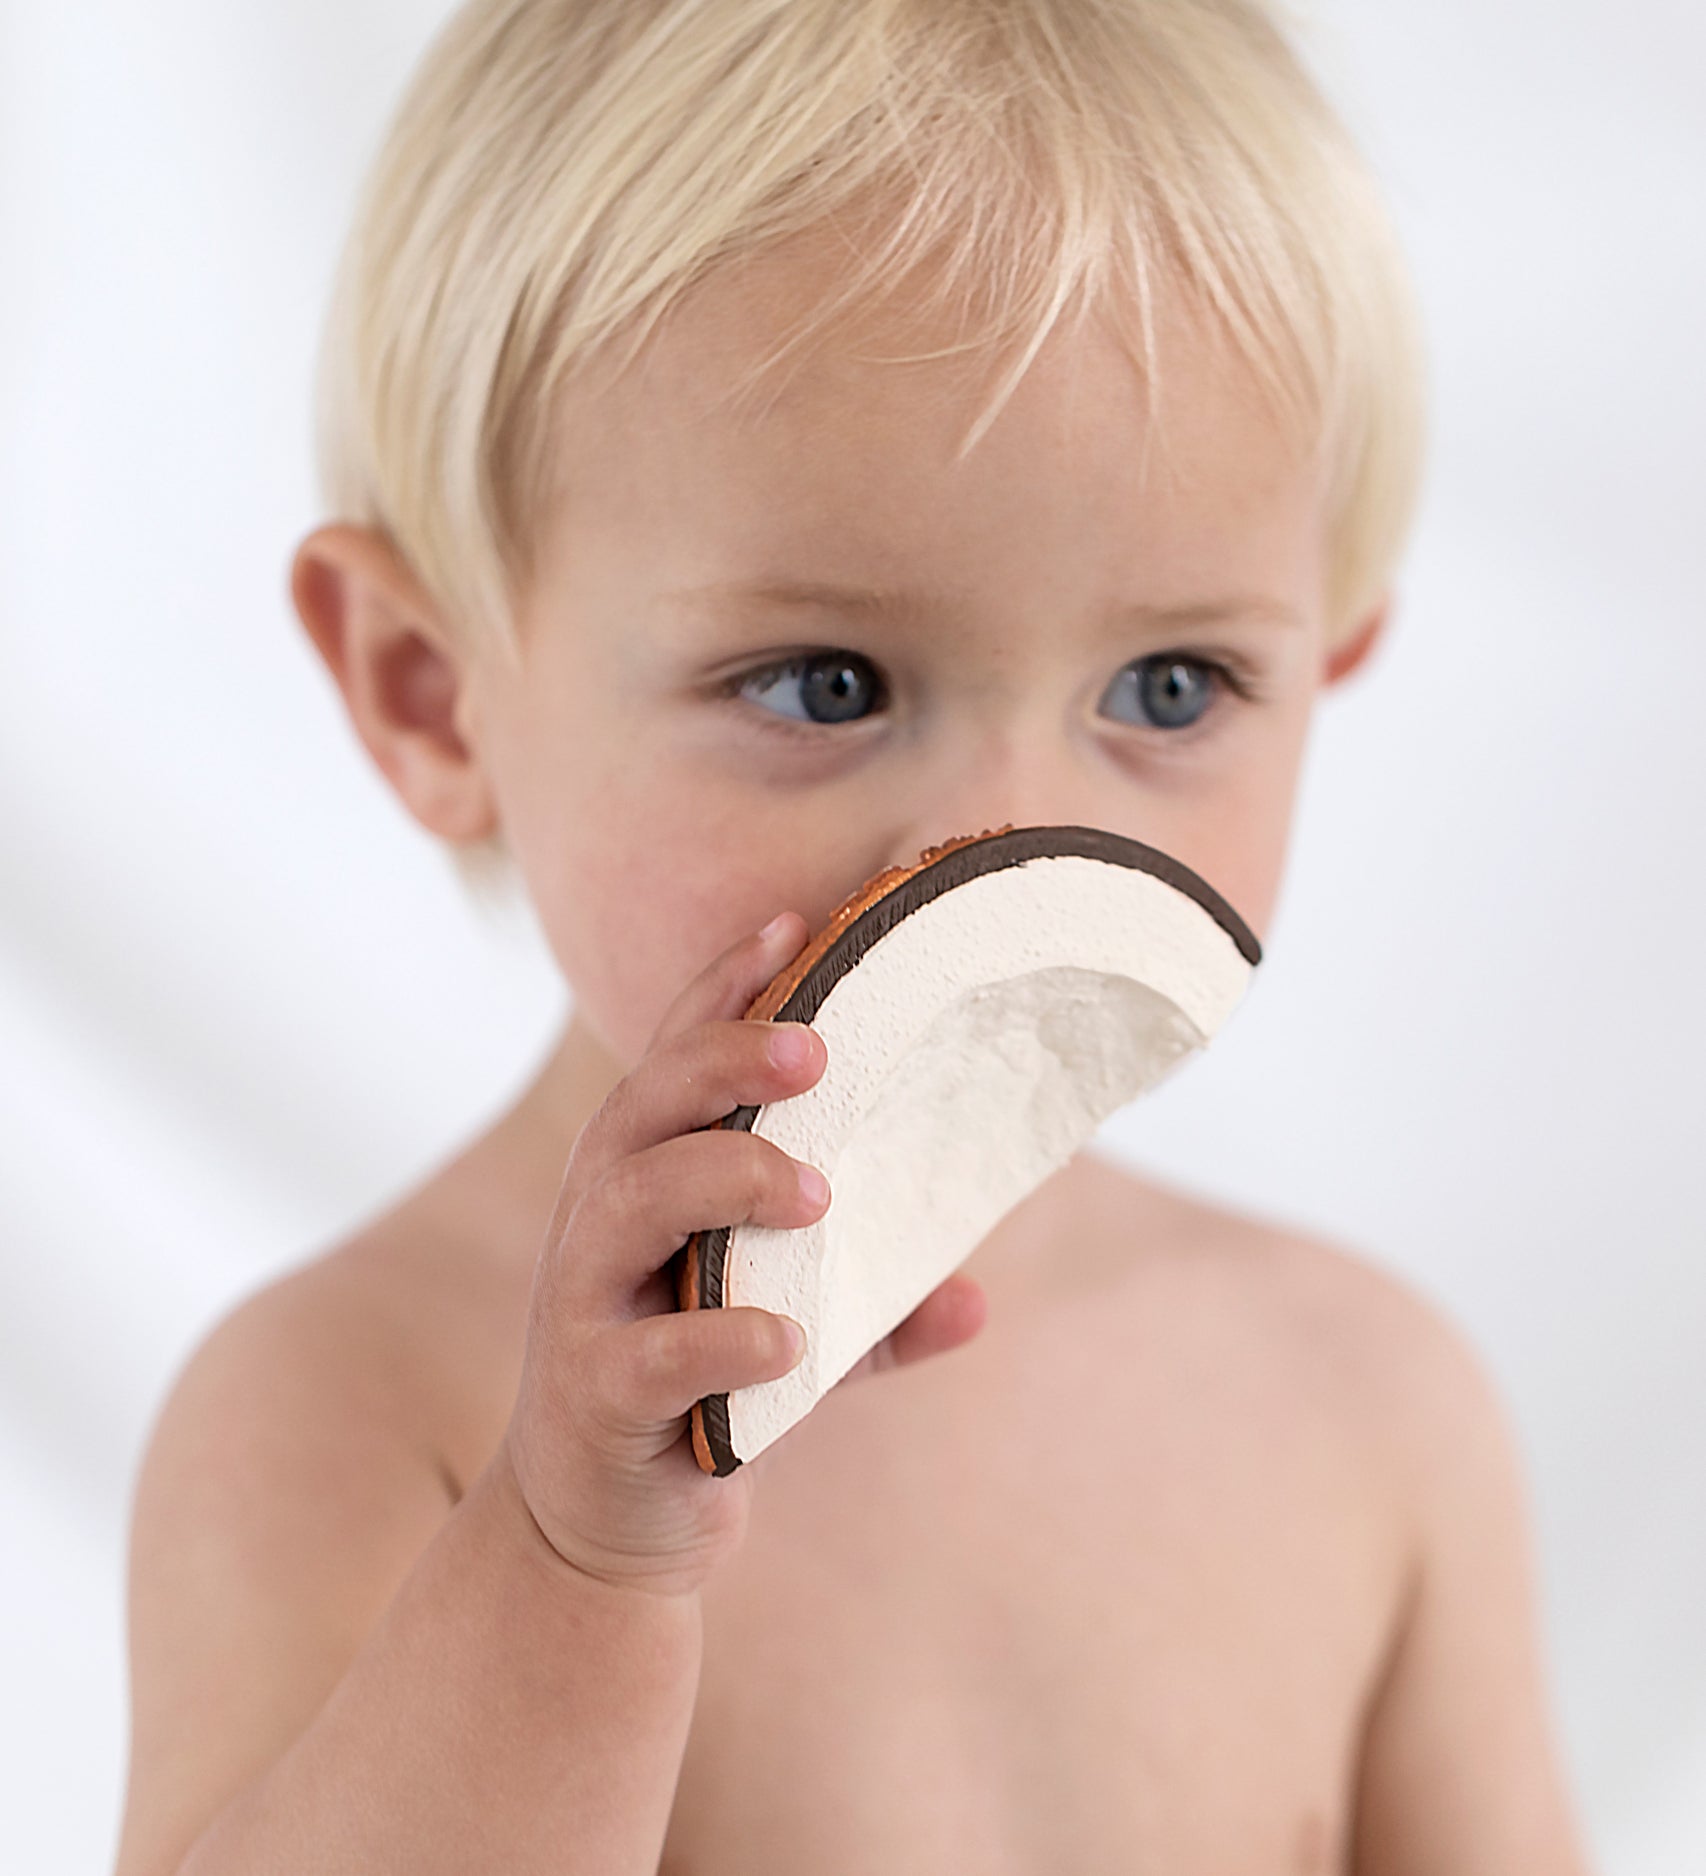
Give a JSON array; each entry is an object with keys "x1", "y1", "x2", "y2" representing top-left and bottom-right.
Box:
[
  {"x1": 734, "y1": 651, "x2": 884, "y2": 726},
  {"x1": 1101, "y1": 655, "x2": 1221, "y2": 730},
  {"x1": 727, "y1": 647, "x2": 1235, "y2": 735}
]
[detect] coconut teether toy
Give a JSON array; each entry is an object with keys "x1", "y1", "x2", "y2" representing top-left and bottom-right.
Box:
[{"x1": 676, "y1": 823, "x2": 1261, "y2": 1475}]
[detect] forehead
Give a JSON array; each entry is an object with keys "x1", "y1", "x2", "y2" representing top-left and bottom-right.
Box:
[{"x1": 539, "y1": 230, "x2": 1325, "y2": 610}]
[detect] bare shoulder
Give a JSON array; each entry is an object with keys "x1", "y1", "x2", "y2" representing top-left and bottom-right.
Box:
[
  {"x1": 1073, "y1": 1147, "x2": 1495, "y2": 1424},
  {"x1": 114, "y1": 1217, "x2": 472, "y2": 1876},
  {"x1": 1063, "y1": 1148, "x2": 1528, "y2": 1552},
  {"x1": 1070, "y1": 1154, "x2": 1591, "y2": 1869}
]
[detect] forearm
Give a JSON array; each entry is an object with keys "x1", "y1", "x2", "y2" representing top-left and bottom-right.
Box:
[{"x1": 178, "y1": 1448, "x2": 702, "y2": 1876}]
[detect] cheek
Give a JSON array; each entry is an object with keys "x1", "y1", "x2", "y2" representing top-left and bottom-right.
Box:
[
  {"x1": 1209, "y1": 710, "x2": 1315, "y2": 938},
  {"x1": 528, "y1": 799, "x2": 832, "y2": 1068},
  {"x1": 1145, "y1": 707, "x2": 1312, "y2": 942},
  {"x1": 511, "y1": 689, "x2": 1316, "y2": 1051},
  {"x1": 1204, "y1": 789, "x2": 1294, "y2": 940},
  {"x1": 484, "y1": 663, "x2": 896, "y2": 1056}
]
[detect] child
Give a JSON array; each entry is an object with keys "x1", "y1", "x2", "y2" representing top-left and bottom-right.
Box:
[{"x1": 115, "y1": 1, "x2": 1593, "y2": 1869}]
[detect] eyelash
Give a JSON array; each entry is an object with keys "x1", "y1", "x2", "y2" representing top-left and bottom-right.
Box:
[{"x1": 716, "y1": 648, "x2": 1259, "y2": 737}]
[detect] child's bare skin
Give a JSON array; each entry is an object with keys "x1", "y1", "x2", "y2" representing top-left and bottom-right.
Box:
[
  {"x1": 116, "y1": 232, "x2": 1590, "y2": 1873},
  {"x1": 119, "y1": 989, "x2": 1583, "y2": 1873}
]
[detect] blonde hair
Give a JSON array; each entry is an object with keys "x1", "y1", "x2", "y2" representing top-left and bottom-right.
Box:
[{"x1": 310, "y1": 0, "x2": 1428, "y2": 907}]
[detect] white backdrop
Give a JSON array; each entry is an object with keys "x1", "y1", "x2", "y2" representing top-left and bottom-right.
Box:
[{"x1": 2, "y1": 2, "x2": 1702, "y2": 1869}]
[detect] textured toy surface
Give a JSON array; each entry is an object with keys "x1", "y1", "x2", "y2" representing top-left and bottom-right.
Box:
[{"x1": 678, "y1": 824, "x2": 1261, "y2": 1475}]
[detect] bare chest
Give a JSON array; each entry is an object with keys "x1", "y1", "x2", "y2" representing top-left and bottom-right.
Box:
[{"x1": 660, "y1": 1283, "x2": 1398, "y2": 1875}]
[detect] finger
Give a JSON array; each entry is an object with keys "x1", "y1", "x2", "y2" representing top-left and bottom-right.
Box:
[
  {"x1": 553, "y1": 911, "x2": 817, "y2": 1220},
  {"x1": 839, "y1": 1274, "x2": 989, "y2": 1388},
  {"x1": 590, "y1": 1305, "x2": 806, "y2": 1432},
  {"x1": 648, "y1": 912, "x2": 809, "y2": 1053},
  {"x1": 563, "y1": 1129, "x2": 830, "y2": 1312},
  {"x1": 584, "y1": 1013, "x2": 827, "y2": 1174}
]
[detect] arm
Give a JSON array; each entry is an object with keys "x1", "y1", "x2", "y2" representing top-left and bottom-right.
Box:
[
  {"x1": 1349, "y1": 1300, "x2": 1595, "y2": 1875},
  {"x1": 113, "y1": 1281, "x2": 702, "y2": 1876}
]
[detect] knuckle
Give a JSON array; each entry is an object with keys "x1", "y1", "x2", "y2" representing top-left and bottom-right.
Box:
[
  {"x1": 739, "y1": 1141, "x2": 783, "y2": 1218},
  {"x1": 662, "y1": 1021, "x2": 720, "y2": 1094},
  {"x1": 558, "y1": 1092, "x2": 626, "y2": 1202},
  {"x1": 591, "y1": 1150, "x2": 651, "y2": 1224},
  {"x1": 762, "y1": 1139, "x2": 804, "y2": 1207},
  {"x1": 700, "y1": 1013, "x2": 751, "y2": 1069},
  {"x1": 599, "y1": 1327, "x2": 649, "y2": 1417},
  {"x1": 737, "y1": 1307, "x2": 794, "y2": 1371},
  {"x1": 706, "y1": 1138, "x2": 781, "y2": 1224},
  {"x1": 699, "y1": 1014, "x2": 765, "y2": 1084},
  {"x1": 669, "y1": 1127, "x2": 744, "y2": 1220},
  {"x1": 592, "y1": 1072, "x2": 642, "y2": 1145},
  {"x1": 748, "y1": 1308, "x2": 787, "y2": 1362},
  {"x1": 665, "y1": 1017, "x2": 800, "y2": 1115},
  {"x1": 585, "y1": 1324, "x2": 648, "y2": 1423}
]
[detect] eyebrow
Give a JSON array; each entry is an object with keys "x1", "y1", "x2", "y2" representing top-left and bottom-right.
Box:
[{"x1": 663, "y1": 578, "x2": 1303, "y2": 630}]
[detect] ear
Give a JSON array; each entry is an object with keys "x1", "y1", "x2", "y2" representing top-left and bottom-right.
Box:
[
  {"x1": 1322, "y1": 593, "x2": 1391, "y2": 688},
  {"x1": 289, "y1": 524, "x2": 499, "y2": 843}
]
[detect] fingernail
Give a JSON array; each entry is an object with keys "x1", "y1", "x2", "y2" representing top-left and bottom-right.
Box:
[
  {"x1": 759, "y1": 912, "x2": 793, "y2": 944},
  {"x1": 797, "y1": 1163, "x2": 830, "y2": 1207},
  {"x1": 769, "y1": 1024, "x2": 816, "y2": 1072},
  {"x1": 782, "y1": 1318, "x2": 807, "y2": 1362}
]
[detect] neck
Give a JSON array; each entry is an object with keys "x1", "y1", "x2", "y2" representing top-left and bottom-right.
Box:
[
  {"x1": 447, "y1": 1007, "x2": 628, "y2": 1271},
  {"x1": 522, "y1": 1005, "x2": 630, "y2": 1147}
]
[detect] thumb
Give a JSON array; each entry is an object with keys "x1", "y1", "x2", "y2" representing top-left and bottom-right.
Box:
[{"x1": 837, "y1": 1273, "x2": 989, "y2": 1388}]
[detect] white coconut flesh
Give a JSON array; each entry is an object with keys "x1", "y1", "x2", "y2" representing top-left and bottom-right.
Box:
[{"x1": 720, "y1": 849, "x2": 1255, "y2": 1466}]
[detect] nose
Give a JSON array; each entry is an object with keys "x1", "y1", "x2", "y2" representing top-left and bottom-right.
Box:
[{"x1": 881, "y1": 724, "x2": 1113, "y2": 873}]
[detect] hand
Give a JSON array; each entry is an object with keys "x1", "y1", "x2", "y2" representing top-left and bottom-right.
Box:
[{"x1": 499, "y1": 912, "x2": 986, "y2": 1601}]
